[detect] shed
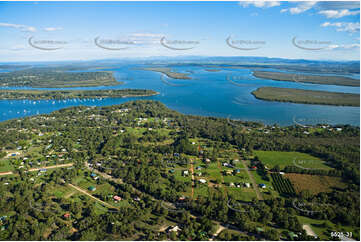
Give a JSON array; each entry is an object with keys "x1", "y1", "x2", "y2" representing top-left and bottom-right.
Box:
[
  {"x1": 88, "y1": 186, "x2": 96, "y2": 191},
  {"x1": 199, "y1": 179, "x2": 206, "y2": 184}
]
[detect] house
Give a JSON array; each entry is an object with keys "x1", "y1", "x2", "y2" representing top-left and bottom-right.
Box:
[
  {"x1": 114, "y1": 195, "x2": 122, "y2": 202},
  {"x1": 192, "y1": 142, "x2": 196, "y2": 145},
  {"x1": 251, "y1": 166, "x2": 257, "y2": 170},
  {"x1": 90, "y1": 173, "x2": 98, "y2": 180},
  {"x1": 199, "y1": 179, "x2": 207, "y2": 184},
  {"x1": 244, "y1": 183, "x2": 250, "y2": 188},
  {"x1": 197, "y1": 172, "x2": 202, "y2": 176},
  {"x1": 178, "y1": 196, "x2": 186, "y2": 201},
  {"x1": 234, "y1": 169, "x2": 241, "y2": 174},
  {"x1": 229, "y1": 182, "x2": 235, "y2": 187},
  {"x1": 166, "y1": 225, "x2": 182, "y2": 233},
  {"x1": 63, "y1": 213, "x2": 70, "y2": 219},
  {"x1": 222, "y1": 162, "x2": 229, "y2": 167},
  {"x1": 169, "y1": 169, "x2": 175, "y2": 174},
  {"x1": 279, "y1": 172, "x2": 285, "y2": 175},
  {"x1": 205, "y1": 158, "x2": 211, "y2": 163},
  {"x1": 259, "y1": 184, "x2": 266, "y2": 189},
  {"x1": 182, "y1": 170, "x2": 189, "y2": 176},
  {"x1": 88, "y1": 186, "x2": 96, "y2": 191},
  {"x1": 226, "y1": 170, "x2": 233, "y2": 175}
]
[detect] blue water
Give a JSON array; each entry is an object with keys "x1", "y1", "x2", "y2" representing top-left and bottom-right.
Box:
[{"x1": 0, "y1": 64, "x2": 359, "y2": 126}]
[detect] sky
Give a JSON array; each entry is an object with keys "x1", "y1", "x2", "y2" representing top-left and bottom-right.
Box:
[{"x1": 0, "y1": 1, "x2": 359, "y2": 62}]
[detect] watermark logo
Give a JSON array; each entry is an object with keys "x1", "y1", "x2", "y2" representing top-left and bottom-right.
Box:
[
  {"x1": 227, "y1": 74, "x2": 254, "y2": 87},
  {"x1": 161, "y1": 159, "x2": 189, "y2": 168},
  {"x1": 161, "y1": 75, "x2": 188, "y2": 87},
  {"x1": 292, "y1": 37, "x2": 332, "y2": 51},
  {"x1": 226, "y1": 36, "x2": 266, "y2": 50},
  {"x1": 29, "y1": 200, "x2": 60, "y2": 213},
  {"x1": 227, "y1": 199, "x2": 261, "y2": 213},
  {"x1": 94, "y1": 36, "x2": 136, "y2": 50},
  {"x1": 292, "y1": 198, "x2": 329, "y2": 215},
  {"x1": 227, "y1": 115, "x2": 244, "y2": 128},
  {"x1": 28, "y1": 36, "x2": 67, "y2": 50},
  {"x1": 160, "y1": 200, "x2": 192, "y2": 213},
  {"x1": 292, "y1": 158, "x2": 327, "y2": 171},
  {"x1": 95, "y1": 202, "x2": 121, "y2": 214},
  {"x1": 160, "y1": 37, "x2": 199, "y2": 50},
  {"x1": 293, "y1": 116, "x2": 330, "y2": 128}
]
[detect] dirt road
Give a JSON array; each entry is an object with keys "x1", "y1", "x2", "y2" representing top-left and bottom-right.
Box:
[
  {"x1": 240, "y1": 159, "x2": 263, "y2": 200},
  {"x1": 0, "y1": 163, "x2": 73, "y2": 176},
  {"x1": 67, "y1": 183, "x2": 118, "y2": 210}
]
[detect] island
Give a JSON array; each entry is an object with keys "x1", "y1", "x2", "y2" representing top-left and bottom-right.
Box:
[
  {"x1": 0, "y1": 89, "x2": 159, "y2": 100},
  {"x1": 0, "y1": 69, "x2": 121, "y2": 88},
  {"x1": 141, "y1": 67, "x2": 191, "y2": 79},
  {"x1": 252, "y1": 87, "x2": 360, "y2": 107},
  {"x1": 253, "y1": 71, "x2": 360, "y2": 87}
]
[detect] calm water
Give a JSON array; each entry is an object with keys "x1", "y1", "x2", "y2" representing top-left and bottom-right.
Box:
[{"x1": 0, "y1": 64, "x2": 359, "y2": 126}]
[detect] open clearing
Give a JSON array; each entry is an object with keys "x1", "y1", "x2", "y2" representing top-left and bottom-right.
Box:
[{"x1": 254, "y1": 151, "x2": 332, "y2": 170}]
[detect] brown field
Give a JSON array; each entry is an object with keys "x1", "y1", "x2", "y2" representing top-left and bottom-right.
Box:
[{"x1": 285, "y1": 173, "x2": 347, "y2": 195}]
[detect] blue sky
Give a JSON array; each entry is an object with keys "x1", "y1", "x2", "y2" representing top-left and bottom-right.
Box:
[{"x1": 0, "y1": 1, "x2": 359, "y2": 62}]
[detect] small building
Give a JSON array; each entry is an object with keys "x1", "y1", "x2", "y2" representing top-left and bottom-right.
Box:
[
  {"x1": 244, "y1": 183, "x2": 251, "y2": 188},
  {"x1": 205, "y1": 158, "x2": 211, "y2": 163},
  {"x1": 178, "y1": 196, "x2": 186, "y2": 201},
  {"x1": 226, "y1": 170, "x2": 233, "y2": 175},
  {"x1": 197, "y1": 172, "x2": 202, "y2": 176},
  {"x1": 234, "y1": 169, "x2": 241, "y2": 174},
  {"x1": 251, "y1": 166, "x2": 257, "y2": 170},
  {"x1": 259, "y1": 184, "x2": 266, "y2": 189},
  {"x1": 222, "y1": 162, "x2": 229, "y2": 167},
  {"x1": 169, "y1": 169, "x2": 175, "y2": 174},
  {"x1": 40, "y1": 169, "x2": 47, "y2": 173},
  {"x1": 229, "y1": 182, "x2": 235, "y2": 187},
  {"x1": 196, "y1": 166, "x2": 202, "y2": 170},
  {"x1": 63, "y1": 213, "x2": 70, "y2": 219},
  {"x1": 279, "y1": 172, "x2": 285, "y2": 175},
  {"x1": 88, "y1": 186, "x2": 96, "y2": 191},
  {"x1": 166, "y1": 225, "x2": 182, "y2": 233},
  {"x1": 113, "y1": 195, "x2": 122, "y2": 202},
  {"x1": 90, "y1": 173, "x2": 98, "y2": 180},
  {"x1": 182, "y1": 170, "x2": 189, "y2": 176},
  {"x1": 199, "y1": 179, "x2": 207, "y2": 184}
]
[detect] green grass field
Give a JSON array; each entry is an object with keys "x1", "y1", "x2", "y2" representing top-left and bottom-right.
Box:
[{"x1": 254, "y1": 151, "x2": 332, "y2": 170}]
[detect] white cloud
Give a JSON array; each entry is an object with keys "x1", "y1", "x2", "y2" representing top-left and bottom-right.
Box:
[
  {"x1": 43, "y1": 27, "x2": 63, "y2": 32},
  {"x1": 0, "y1": 22, "x2": 36, "y2": 32},
  {"x1": 239, "y1": 1, "x2": 280, "y2": 8},
  {"x1": 281, "y1": 1, "x2": 318, "y2": 14},
  {"x1": 318, "y1": 9, "x2": 360, "y2": 18},
  {"x1": 321, "y1": 22, "x2": 360, "y2": 33}
]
